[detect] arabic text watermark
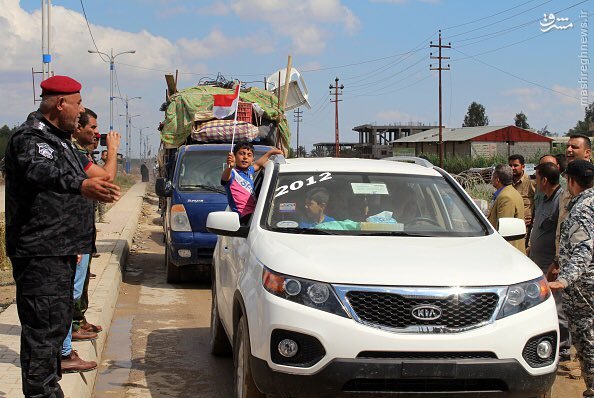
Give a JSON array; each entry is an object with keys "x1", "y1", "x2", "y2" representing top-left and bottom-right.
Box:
[
  {"x1": 540, "y1": 13, "x2": 573, "y2": 33},
  {"x1": 579, "y1": 10, "x2": 589, "y2": 106}
]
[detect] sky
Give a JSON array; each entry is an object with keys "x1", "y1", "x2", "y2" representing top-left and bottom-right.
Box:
[{"x1": 0, "y1": 0, "x2": 592, "y2": 156}]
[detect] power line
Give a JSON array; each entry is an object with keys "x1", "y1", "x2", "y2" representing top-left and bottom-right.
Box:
[
  {"x1": 445, "y1": 0, "x2": 553, "y2": 39},
  {"x1": 452, "y1": 48, "x2": 581, "y2": 101},
  {"x1": 441, "y1": 0, "x2": 540, "y2": 30},
  {"x1": 79, "y1": 0, "x2": 108, "y2": 63}
]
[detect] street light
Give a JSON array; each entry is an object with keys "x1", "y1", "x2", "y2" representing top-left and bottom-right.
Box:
[
  {"x1": 114, "y1": 95, "x2": 141, "y2": 170},
  {"x1": 138, "y1": 126, "x2": 150, "y2": 161},
  {"x1": 88, "y1": 48, "x2": 136, "y2": 131},
  {"x1": 119, "y1": 113, "x2": 140, "y2": 173}
]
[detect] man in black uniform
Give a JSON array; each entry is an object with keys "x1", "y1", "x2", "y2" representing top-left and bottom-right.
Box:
[{"x1": 5, "y1": 75, "x2": 120, "y2": 398}]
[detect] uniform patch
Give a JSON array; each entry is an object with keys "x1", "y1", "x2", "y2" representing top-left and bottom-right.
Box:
[{"x1": 37, "y1": 143, "x2": 54, "y2": 159}]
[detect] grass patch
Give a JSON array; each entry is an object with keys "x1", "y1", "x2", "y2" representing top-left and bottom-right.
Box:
[
  {"x1": 0, "y1": 220, "x2": 11, "y2": 271},
  {"x1": 114, "y1": 174, "x2": 136, "y2": 191}
]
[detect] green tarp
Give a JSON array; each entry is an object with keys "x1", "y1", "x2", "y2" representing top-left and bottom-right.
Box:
[{"x1": 160, "y1": 85, "x2": 290, "y2": 150}]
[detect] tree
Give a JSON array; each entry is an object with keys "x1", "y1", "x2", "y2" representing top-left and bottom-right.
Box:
[
  {"x1": 462, "y1": 102, "x2": 489, "y2": 127},
  {"x1": 310, "y1": 147, "x2": 326, "y2": 157},
  {"x1": 567, "y1": 102, "x2": 594, "y2": 136},
  {"x1": 296, "y1": 145, "x2": 306, "y2": 158},
  {"x1": 537, "y1": 125, "x2": 554, "y2": 137},
  {"x1": 0, "y1": 124, "x2": 17, "y2": 158},
  {"x1": 514, "y1": 112, "x2": 530, "y2": 129}
]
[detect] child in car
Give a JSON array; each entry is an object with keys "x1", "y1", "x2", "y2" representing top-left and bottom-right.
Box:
[
  {"x1": 300, "y1": 187, "x2": 336, "y2": 228},
  {"x1": 221, "y1": 141, "x2": 282, "y2": 220}
]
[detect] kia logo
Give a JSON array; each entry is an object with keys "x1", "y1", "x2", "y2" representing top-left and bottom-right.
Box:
[{"x1": 411, "y1": 305, "x2": 442, "y2": 321}]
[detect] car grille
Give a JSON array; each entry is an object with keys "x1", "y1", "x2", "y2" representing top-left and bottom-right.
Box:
[
  {"x1": 343, "y1": 378, "x2": 508, "y2": 393},
  {"x1": 356, "y1": 351, "x2": 498, "y2": 360},
  {"x1": 345, "y1": 291, "x2": 499, "y2": 331}
]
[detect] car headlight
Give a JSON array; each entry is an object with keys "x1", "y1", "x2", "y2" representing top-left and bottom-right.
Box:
[
  {"x1": 262, "y1": 268, "x2": 349, "y2": 318},
  {"x1": 496, "y1": 276, "x2": 550, "y2": 319},
  {"x1": 170, "y1": 204, "x2": 192, "y2": 232}
]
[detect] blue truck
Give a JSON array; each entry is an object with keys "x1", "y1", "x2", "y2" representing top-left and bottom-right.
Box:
[{"x1": 155, "y1": 143, "x2": 273, "y2": 283}]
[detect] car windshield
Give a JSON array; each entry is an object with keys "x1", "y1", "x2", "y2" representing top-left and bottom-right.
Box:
[
  {"x1": 264, "y1": 171, "x2": 487, "y2": 237},
  {"x1": 177, "y1": 149, "x2": 268, "y2": 193},
  {"x1": 177, "y1": 151, "x2": 228, "y2": 192}
]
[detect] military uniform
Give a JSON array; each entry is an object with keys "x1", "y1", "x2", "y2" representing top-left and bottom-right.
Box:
[
  {"x1": 5, "y1": 111, "x2": 93, "y2": 397},
  {"x1": 558, "y1": 186, "x2": 594, "y2": 392}
]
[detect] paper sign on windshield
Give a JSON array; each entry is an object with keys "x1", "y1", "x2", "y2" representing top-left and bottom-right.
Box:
[{"x1": 351, "y1": 183, "x2": 389, "y2": 195}]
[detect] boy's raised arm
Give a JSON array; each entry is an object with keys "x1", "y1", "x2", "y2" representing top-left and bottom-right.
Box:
[{"x1": 253, "y1": 148, "x2": 283, "y2": 172}]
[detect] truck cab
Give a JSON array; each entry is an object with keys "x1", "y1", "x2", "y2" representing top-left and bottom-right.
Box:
[{"x1": 156, "y1": 143, "x2": 272, "y2": 282}]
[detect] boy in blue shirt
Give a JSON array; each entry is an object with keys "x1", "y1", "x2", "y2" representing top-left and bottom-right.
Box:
[
  {"x1": 221, "y1": 142, "x2": 282, "y2": 220},
  {"x1": 300, "y1": 187, "x2": 335, "y2": 228}
]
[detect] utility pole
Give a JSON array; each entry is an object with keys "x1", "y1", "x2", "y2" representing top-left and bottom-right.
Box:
[
  {"x1": 41, "y1": 0, "x2": 52, "y2": 81},
  {"x1": 293, "y1": 108, "x2": 303, "y2": 157},
  {"x1": 329, "y1": 77, "x2": 344, "y2": 157},
  {"x1": 430, "y1": 30, "x2": 451, "y2": 169},
  {"x1": 88, "y1": 48, "x2": 136, "y2": 131},
  {"x1": 138, "y1": 126, "x2": 150, "y2": 161}
]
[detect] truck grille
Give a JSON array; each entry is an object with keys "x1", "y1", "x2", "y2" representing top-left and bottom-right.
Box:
[{"x1": 345, "y1": 290, "x2": 500, "y2": 332}]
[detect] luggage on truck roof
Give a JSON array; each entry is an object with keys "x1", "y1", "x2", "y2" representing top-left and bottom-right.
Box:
[{"x1": 159, "y1": 83, "x2": 290, "y2": 151}]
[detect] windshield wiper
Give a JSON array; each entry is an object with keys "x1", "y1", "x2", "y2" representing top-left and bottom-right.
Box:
[
  {"x1": 270, "y1": 227, "x2": 336, "y2": 235},
  {"x1": 180, "y1": 184, "x2": 225, "y2": 194},
  {"x1": 361, "y1": 231, "x2": 434, "y2": 237}
]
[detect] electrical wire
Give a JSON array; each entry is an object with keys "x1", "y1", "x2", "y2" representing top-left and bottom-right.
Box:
[
  {"x1": 451, "y1": 32, "x2": 545, "y2": 61},
  {"x1": 441, "y1": 0, "x2": 541, "y2": 31},
  {"x1": 445, "y1": 0, "x2": 553, "y2": 39},
  {"x1": 452, "y1": 48, "x2": 581, "y2": 101},
  {"x1": 79, "y1": 0, "x2": 108, "y2": 63}
]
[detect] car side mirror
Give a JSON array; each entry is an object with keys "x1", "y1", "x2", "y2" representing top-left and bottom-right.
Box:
[
  {"x1": 155, "y1": 177, "x2": 172, "y2": 197},
  {"x1": 498, "y1": 218, "x2": 526, "y2": 241},
  {"x1": 207, "y1": 211, "x2": 249, "y2": 238}
]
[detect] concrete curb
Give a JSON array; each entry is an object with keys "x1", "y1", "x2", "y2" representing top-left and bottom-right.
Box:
[{"x1": 58, "y1": 182, "x2": 147, "y2": 397}]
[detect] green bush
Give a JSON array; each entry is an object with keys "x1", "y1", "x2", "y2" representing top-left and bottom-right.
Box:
[{"x1": 422, "y1": 153, "x2": 547, "y2": 174}]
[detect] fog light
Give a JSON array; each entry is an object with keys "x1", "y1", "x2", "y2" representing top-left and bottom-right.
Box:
[
  {"x1": 536, "y1": 340, "x2": 553, "y2": 359},
  {"x1": 178, "y1": 249, "x2": 191, "y2": 258},
  {"x1": 278, "y1": 339, "x2": 298, "y2": 358}
]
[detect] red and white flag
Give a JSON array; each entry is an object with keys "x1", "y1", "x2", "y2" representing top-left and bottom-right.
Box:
[{"x1": 212, "y1": 83, "x2": 240, "y2": 119}]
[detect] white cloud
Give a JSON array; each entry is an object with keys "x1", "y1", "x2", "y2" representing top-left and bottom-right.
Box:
[{"x1": 229, "y1": 0, "x2": 360, "y2": 55}]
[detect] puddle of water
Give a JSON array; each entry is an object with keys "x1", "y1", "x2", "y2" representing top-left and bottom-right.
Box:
[{"x1": 93, "y1": 316, "x2": 133, "y2": 396}]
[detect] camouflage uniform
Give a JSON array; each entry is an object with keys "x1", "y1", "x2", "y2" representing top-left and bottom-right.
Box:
[
  {"x1": 558, "y1": 187, "x2": 594, "y2": 390},
  {"x1": 5, "y1": 111, "x2": 94, "y2": 397}
]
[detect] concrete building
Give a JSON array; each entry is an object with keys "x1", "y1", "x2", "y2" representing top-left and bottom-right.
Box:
[
  {"x1": 392, "y1": 125, "x2": 553, "y2": 159},
  {"x1": 352, "y1": 123, "x2": 439, "y2": 159}
]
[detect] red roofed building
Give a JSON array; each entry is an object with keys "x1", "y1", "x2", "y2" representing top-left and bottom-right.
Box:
[{"x1": 392, "y1": 125, "x2": 552, "y2": 159}]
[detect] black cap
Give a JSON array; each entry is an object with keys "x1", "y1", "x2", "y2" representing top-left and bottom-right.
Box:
[{"x1": 565, "y1": 160, "x2": 594, "y2": 178}]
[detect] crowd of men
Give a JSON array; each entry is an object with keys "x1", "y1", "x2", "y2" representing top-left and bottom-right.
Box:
[
  {"x1": 488, "y1": 135, "x2": 594, "y2": 397},
  {"x1": 5, "y1": 75, "x2": 121, "y2": 397}
]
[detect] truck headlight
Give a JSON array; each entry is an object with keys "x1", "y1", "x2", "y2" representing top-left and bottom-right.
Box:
[
  {"x1": 496, "y1": 276, "x2": 550, "y2": 319},
  {"x1": 170, "y1": 204, "x2": 192, "y2": 232},
  {"x1": 262, "y1": 268, "x2": 349, "y2": 318}
]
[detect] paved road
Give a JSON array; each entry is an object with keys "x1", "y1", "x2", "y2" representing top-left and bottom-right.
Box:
[{"x1": 93, "y1": 196, "x2": 233, "y2": 397}]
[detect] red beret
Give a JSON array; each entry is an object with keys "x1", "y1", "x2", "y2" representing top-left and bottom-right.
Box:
[{"x1": 40, "y1": 75, "x2": 82, "y2": 96}]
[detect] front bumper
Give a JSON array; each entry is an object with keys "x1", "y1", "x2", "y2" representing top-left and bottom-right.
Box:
[
  {"x1": 251, "y1": 355, "x2": 556, "y2": 397},
  {"x1": 168, "y1": 231, "x2": 217, "y2": 266}
]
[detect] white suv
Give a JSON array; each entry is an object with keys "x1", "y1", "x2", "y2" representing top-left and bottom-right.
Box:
[{"x1": 207, "y1": 157, "x2": 558, "y2": 398}]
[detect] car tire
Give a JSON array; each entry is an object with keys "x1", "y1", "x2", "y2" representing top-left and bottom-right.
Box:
[
  {"x1": 165, "y1": 245, "x2": 182, "y2": 284},
  {"x1": 210, "y1": 279, "x2": 231, "y2": 356},
  {"x1": 233, "y1": 315, "x2": 264, "y2": 398}
]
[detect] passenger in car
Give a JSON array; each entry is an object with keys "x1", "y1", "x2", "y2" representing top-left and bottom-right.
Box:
[{"x1": 300, "y1": 187, "x2": 336, "y2": 228}]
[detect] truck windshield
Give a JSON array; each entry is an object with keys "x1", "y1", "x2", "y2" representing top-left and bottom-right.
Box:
[
  {"x1": 264, "y1": 172, "x2": 488, "y2": 237},
  {"x1": 177, "y1": 151, "x2": 228, "y2": 193}
]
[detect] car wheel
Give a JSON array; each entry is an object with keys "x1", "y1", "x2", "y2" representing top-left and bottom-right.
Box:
[
  {"x1": 234, "y1": 315, "x2": 264, "y2": 398},
  {"x1": 210, "y1": 280, "x2": 231, "y2": 356},
  {"x1": 165, "y1": 245, "x2": 182, "y2": 284}
]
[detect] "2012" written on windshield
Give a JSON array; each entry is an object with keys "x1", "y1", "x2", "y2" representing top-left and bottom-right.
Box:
[{"x1": 275, "y1": 172, "x2": 332, "y2": 198}]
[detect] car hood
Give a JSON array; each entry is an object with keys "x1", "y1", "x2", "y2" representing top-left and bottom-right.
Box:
[{"x1": 253, "y1": 230, "x2": 541, "y2": 286}]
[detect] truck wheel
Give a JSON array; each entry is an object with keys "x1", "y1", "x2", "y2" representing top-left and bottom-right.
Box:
[
  {"x1": 165, "y1": 245, "x2": 182, "y2": 283},
  {"x1": 210, "y1": 281, "x2": 231, "y2": 356},
  {"x1": 234, "y1": 315, "x2": 264, "y2": 398}
]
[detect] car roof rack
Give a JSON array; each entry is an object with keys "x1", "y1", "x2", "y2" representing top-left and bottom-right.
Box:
[{"x1": 381, "y1": 156, "x2": 434, "y2": 168}]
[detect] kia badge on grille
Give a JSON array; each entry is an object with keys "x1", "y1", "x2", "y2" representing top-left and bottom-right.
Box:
[{"x1": 411, "y1": 305, "x2": 442, "y2": 321}]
